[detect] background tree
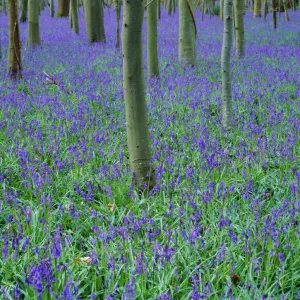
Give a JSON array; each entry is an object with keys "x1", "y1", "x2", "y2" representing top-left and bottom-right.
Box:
[
  {"x1": 233, "y1": 0, "x2": 244, "y2": 57},
  {"x1": 70, "y1": 0, "x2": 79, "y2": 33},
  {"x1": 221, "y1": 0, "x2": 233, "y2": 128},
  {"x1": 147, "y1": 0, "x2": 159, "y2": 78},
  {"x1": 50, "y1": 0, "x2": 55, "y2": 17},
  {"x1": 115, "y1": 0, "x2": 121, "y2": 48},
  {"x1": 20, "y1": 0, "x2": 28, "y2": 22},
  {"x1": 85, "y1": 0, "x2": 105, "y2": 43},
  {"x1": 272, "y1": 0, "x2": 277, "y2": 28},
  {"x1": 28, "y1": 0, "x2": 41, "y2": 46},
  {"x1": 179, "y1": 0, "x2": 196, "y2": 67},
  {"x1": 57, "y1": 0, "x2": 69, "y2": 17},
  {"x1": 167, "y1": 0, "x2": 172, "y2": 15},
  {"x1": 7, "y1": 0, "x2": 22, "y2": 79},
  {"x1": 122, "y1": 0, "x2": 156, "y2": 193},
  {"x1": 282, "y1": 0, "x2": 290, "y2": 21},
  {"x1": 254, "y1": 0, "x2": 261, "y2": 17},
  {"x1": 220, "y1": 0, "x2": 224, "y2": 20}
]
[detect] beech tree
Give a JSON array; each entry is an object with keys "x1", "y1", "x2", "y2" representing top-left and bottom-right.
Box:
[
  {"x1": 85, "y1": 0, "x2": 105, "y2": 43},
  {"x1": 57, "y1": 0, "x2": 69, "y2": 17},
  {"x1": 115, "y1": 0, "x2": 121, "y2": 48},
  {"x1": 233, "y1": 0, "x2": 244, "y2": 57},
  {"x1": 254, "y1": 0, "x2": 261, "y2": 17},
  {"x1": 70, "y1": 0, "x2": 79, "y2": 34},
  {"x1": 28, "y1": 0, "x2": 41, "y2": 46},
  {"x1": 7, "y1": 0, "x2": 22, "y2": 79},
  {"x1": 272, "y1": 0, "x2": 277, "y2": 28},
  {"x1": 50, "y1": 0, "x2": 54, "y2": 17},
  {"x1": 122, "y1": 0, "x2": 156, "y2": 192},
  {"x1": 221, "y1": 0, "x2": 233, "y2": 128},
  {"x1": 147, "y1": 0, "x2": 159, "y2": 78},
  {"x1": 179, "y1": 0, "x2": 196, "y2": 67},
  {"x1": 20, "y1": 0, "x2": 28, "y2": 22}
]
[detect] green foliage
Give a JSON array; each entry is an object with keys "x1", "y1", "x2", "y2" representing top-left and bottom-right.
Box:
[{"x1": 211, "y1": 4, "x2": 220, "y2": 16}]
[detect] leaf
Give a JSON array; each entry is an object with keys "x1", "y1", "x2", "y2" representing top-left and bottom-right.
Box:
[
  {"x1": 107, "y1": 204, "x2": 115, "y2": 212},
  {"x1": 73, "y1": 257, "x2": 92, "y2": 263}
]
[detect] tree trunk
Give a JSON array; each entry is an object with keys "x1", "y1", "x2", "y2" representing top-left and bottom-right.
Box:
[
  {"x1": 233, "y1": 0, "x2": 244, "y2": 58},
  {"x1": 50, "y1": 0, "x2": 54, "y2": 17},
  {"x1": 221, "y1": 0, "x2": 233, "y2": 128},
  {"x1": 263, "y1": 0, "x2": 268, "y2": 20},
  {"x1": 71, "y1": 0, "x2": 79, "y2": 33},
  {"x1": 167, "y1": 0, "x2": 172, "y2": 15},
  {"x1": 254, "y1": 0, "x2": 261, "y2": 16},
  {"x1": 122, "y1": 0, "x2": 156, "y2": 193},
  {"x1": 157, "y1": 0, "x2": 161, "y2": 19},
  {"x1": 272, "y1": 0, "x2": 276, "y2": 28},
  {"x1": 147, "y1": 0, "x2": 159, "y2": 78},
  {"x1": 28, "y1": 0, "x2": 41, "y2": 46},
  {"x1": 282, "y1": 0, "x2": 289, "y2": 20},
  {"x1": 57, "y1": 0, "x2": 69, "y2": 17},
  {"x1": 7, "y1": 0, "x2": 22, "y2": 79},
  {"x1": 179, "y1": 0, "x2": 196, "y2": 67},
  {"x1": 220, "y1": 0, "x2": 224, "y2": 20},
  {"x1": 20, "y1": 0, "x2": 28, "y2": 22},
  {"x1": 85, "y1": 0, "x2": 105, "y2": 43},
  {"x1": 115, "y1": 0, "x2": 121, "y2": 48}
]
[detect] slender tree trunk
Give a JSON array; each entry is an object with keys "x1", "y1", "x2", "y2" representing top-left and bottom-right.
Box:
[
  {"x1": 122, "y1": 0, "x2": 156, "y2": 193},
  {"x1": 71, "y1": 0, "x2": 79, "y2": 33},
  {"x1": 20, "y1": 0, "x2": 28, "y2": 22},
  {"x1": 57, "y1": 0, "x2": 69, "y2": 17},
  {"x1": 179, "y1": 0, "x2": 196, "y2": 67},
  {"x1": 220, "y1": 0, "x2": 224, "y2": 20},
  {"x1": 233, "y1": 0, "x2": 244, "y2": 57},
  {"x1": 7, "y1": 0, "x2": 22, "y2": 79},
  {"x1": 147, "y1": 0, "x2": 159, "y2": 78},
  {"x1": 69, "y1": 2, "x2": 73, "y2": 28},
  {"x1": 254, "y1": 0, "x2": 261, "y2": 16},
  {"x1": 221, "y1": 0, "x2": 233, "y2": 128},
  {"x1": 282, "y1": 0, "x2": 289, "y2": 20},
  {"x1": 50, "y1": 0, "x2": 54, "y2": 17},
  {"x1": 85, "y1": 0, "x2": 106, "y2": 43},
  {"x1": 272, "y1": 0, "x2": 276, "y2": 28},
  {"x1": 157, "y1": 0, "x2": 161, "y2": 19},
  {"x1": 263, "y1": 0, "x2": 268, "y2": 20},
  {"x1": 115, "y1": 0, "x2": 121, "y2": 48},
  {"x1": 28, "y1": 0, "x2": 41, "y2": 46},
  {"x1": 167, "y1": 0, "x2": 172, "y2": 14}
]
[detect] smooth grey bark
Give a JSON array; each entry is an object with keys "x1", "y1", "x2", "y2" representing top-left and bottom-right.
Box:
[
  {"x1": 220, "y1": 0, "x2": 224, "y2": 20},
  {"x1": 28, "y1": 0, "x2": 41, "y2": 46},
  {"x1": 85, "y1": 0, "x2": 105, "y2": 43},
  {"x1": 115, "y1": 0, "x2": 120, "y2": 48},
  {"x1": 122, "y1": 0, "x2": 156, "y2": 193},
  {"x1": 221, "y1": 0, "x2": 233, "y2": 128},
  {"x1": 71, "y1": 0, "x2": 79, "y2": 33},
  {"x1": 20, "y1": 0, "x2": 28, "y2": 22},
  {"x1": 147, "y1": 0, "x2": 159, "y2": 78},
  {"x1": 233, "y1": 0, "x2": 244, "y2": 57},
  {"x1": 8, "y1": 0, "x2": 22, "y2": 79},
  {"x1": 50, "y1": 0, "x2": 54, "y2": 17},
  {"x1": 179, "y1": 0, "x2": 196, "y2": 67}
]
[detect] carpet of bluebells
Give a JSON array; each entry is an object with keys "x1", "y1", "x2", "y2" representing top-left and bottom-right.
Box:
[{"x1": 0, "y1": 5, "x2": 300, "y2": 300}]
